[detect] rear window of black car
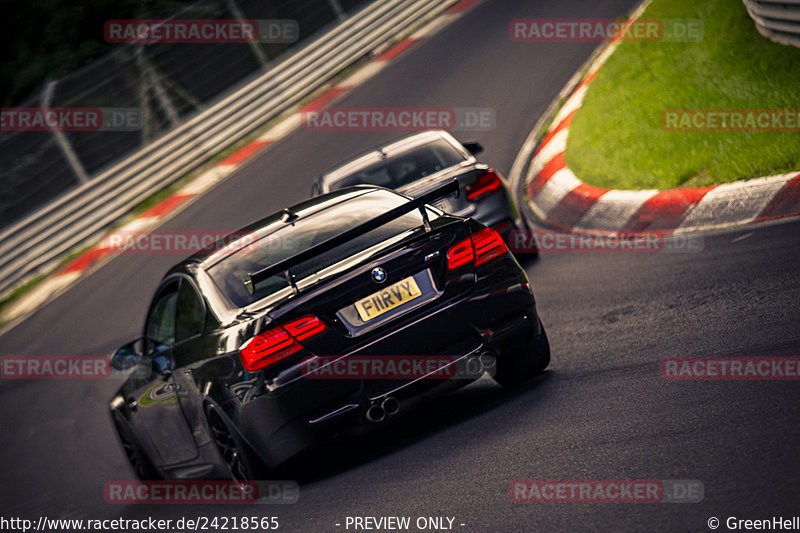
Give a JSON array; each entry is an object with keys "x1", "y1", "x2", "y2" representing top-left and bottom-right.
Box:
[
  {"x1": 206, "y1": 190, "x2": 437, "y2": 307},
  {"x1": 328, "y1": 139, "x2": 465, "y2": 190}
]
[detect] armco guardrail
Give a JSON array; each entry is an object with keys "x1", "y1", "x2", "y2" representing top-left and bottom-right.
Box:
[
  {"x1": 0, "y1": 0, "x2": 457, "y2": 298},
  {"x1": 743, "y1": 0, "x2": 800, "y2": 47},
  {"x1": 0, "y1": 0, "x2": 357, "y2": 229}
]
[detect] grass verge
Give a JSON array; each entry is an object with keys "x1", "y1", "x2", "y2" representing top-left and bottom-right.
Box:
[{"x1": 565, "y1": 0, "x2": 800, "y2": 190}]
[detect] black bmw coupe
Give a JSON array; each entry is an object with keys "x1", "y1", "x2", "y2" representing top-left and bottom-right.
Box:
[{"x1": 109, "y1": 175, "x2": 550, "y2": 481}]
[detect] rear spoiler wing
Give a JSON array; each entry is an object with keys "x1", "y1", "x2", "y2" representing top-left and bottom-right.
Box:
[{"x1": 246, "y1": 172, "x2": 477, "y2": 292}]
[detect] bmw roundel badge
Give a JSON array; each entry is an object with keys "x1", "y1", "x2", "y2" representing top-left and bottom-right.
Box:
[{"x1": 371, "y1": 267, "x2": 387, "y2": 284}]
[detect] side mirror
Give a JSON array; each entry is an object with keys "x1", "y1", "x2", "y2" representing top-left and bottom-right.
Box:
[
  {"x1": 462, "y1": 141, "x2": 484, "y2": 156},
  {"x1": 110, "y1": 339, "x2": 146, "y2": 370},
  {"x1": 151, "y1": 353, "x2": 173, "y2": 377}
]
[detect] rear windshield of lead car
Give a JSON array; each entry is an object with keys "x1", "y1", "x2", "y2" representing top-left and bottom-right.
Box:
[
  {"x1": 327, "y1": 139, "x2": 466, "y2": 190},
  {"x1": 205, "y1": 190, "x2": 439, "y2": 307}
]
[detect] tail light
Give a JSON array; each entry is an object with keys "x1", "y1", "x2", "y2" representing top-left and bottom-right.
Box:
[
  {"x1": 465, "y1": 170, "x2": 502, "y2": 201},
  {"x1": 447, "y1": 228, "x2": 509, "y2": 270},
  {"x1": 446, "y1": 238, "x2": 474, "y2": 269},
  {"x1": 492, "y1": 221, "x2": 512, "y2": 233},
  {"x1": 472, "y1": 227, "x2": 508, "y2": 265},
  {"x1": 239, "y1": 315, "x2": 326, "y2": 372}
]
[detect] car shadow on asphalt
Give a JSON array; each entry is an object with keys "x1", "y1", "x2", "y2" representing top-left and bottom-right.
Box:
[{"x1": 278, "y1": 371, "x2": 553, "y2": 484}]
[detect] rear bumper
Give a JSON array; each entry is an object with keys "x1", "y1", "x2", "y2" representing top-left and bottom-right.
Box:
[{"x1": 239, "y1": 277, "x2": 543, "y2": 467}]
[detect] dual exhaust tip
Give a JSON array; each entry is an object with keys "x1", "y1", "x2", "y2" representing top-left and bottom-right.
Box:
[
  {"x1": 366, "y1": 396, "x2": 400, "y2": 423},
  {"x1": 364, "y1": 351, "x2": 496, "y2": 423}
]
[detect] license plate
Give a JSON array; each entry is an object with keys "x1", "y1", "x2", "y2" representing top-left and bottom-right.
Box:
[{"x1": 354, "y1": 276, "x2": 422, "y2": 322}]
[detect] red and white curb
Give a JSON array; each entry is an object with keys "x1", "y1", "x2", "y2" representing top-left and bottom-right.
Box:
[
  {"x1": 522, "y1": 6, "x2": 800, "y2": 236},
  {"x1": 0, "y1": 0, "x2": 484, "y2": 329}
]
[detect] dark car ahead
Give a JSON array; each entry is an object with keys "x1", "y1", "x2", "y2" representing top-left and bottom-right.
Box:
[
  {"x1": 311, "y1": 130, "x2": 527, "y2": 247},
  {"x1": 109, "y1": 178, "x2": 550, "y2": 481}
]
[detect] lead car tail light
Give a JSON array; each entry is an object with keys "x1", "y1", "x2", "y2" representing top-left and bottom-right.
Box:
[
  {"x1": 465, "y1": 169, "x2": 502, "y2": 201},
  {"x1": 239, "y1": 315, "x2": 327, "y2": 372},
  {"x1": 447, "y1": 228, "x2": 509, "y2": 270}
]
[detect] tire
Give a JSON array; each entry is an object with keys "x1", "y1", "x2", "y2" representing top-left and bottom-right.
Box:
[
  {"x1": 112, "y1": 411, "x2": 161, "y2": 480},
  {"x1": 204, "y1": 401, "x2": 257, "y2": 481},
  {"x1": 493, "y1": 319, "x2": 550, "y2": 387},
  {"x1": 508, "y1": 220, "x2": 539, "y2": 259}
]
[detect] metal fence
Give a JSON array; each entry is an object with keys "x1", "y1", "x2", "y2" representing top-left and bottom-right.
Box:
[
  {"x1": 0, "y1": 0, "x2": 362, "y2": 229},
  {"x1": 0, "y1": 0, "x2": 457, "y2": 298},
  {"x1": 743, "y1": 0, "x2": 800, "y2": 47}
]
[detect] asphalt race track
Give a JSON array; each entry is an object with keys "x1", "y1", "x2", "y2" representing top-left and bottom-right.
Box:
[{"x1": 2, "y1": 0, "x2": 800, "y2": 531}]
